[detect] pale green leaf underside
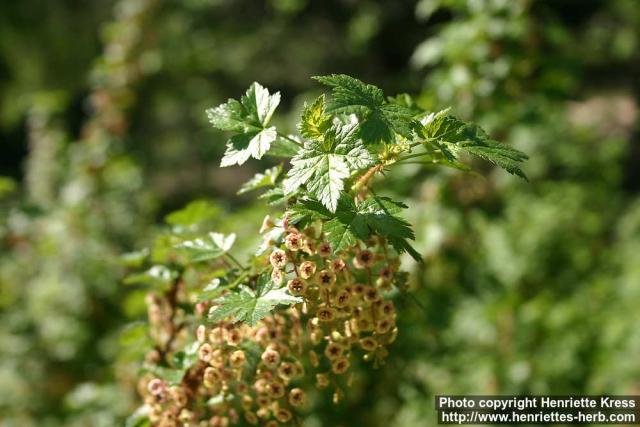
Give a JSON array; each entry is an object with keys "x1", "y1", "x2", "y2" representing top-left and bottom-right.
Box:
[
  {"x1": 207, "y1": 82, "x2": 281, "y2": 166},
  {"x1": 220, "y1": 127, "x2": 277, "y2": 167},
  {"x1": 238, "y1": 165, "x2": 282, "y2": 195},
  {"x1": 174, "y1": 232, "x2": 236, "y2": 262}
]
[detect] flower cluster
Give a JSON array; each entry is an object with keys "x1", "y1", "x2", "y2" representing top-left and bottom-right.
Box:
[{"x1": 138, "y1": 215, "x2": 405, "y2": 426}]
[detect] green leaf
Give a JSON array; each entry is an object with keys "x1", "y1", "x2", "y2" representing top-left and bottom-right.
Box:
[
  {"x1": 174, "y1": 232, "x2": 236, "y2": 262},
  {"x1": 238, "y1": 165, "x2": 282, "y2": 195},
  {"x1": 207, "y1": 82, "x2": 281, "y2": 166},
  {"x1": 284, "y1": 122, "x2": 374, "y2": 212},
  {"x1": 125, "y1": 406, "x2": 150, "y2": 427},
  {"x1": 358, "y1": 197, "x2": 415, "y2": 240},
  {"x1": 421, "y1": 109, "x2": 528, "y2": 179},
  {"x1": 197, "y1": 278, "x2": 232, "y2": 302},
  {"x1": 459, "y1": 139, "x2": 529, "y2": 179},
  {"x1": 268, "y1": 136, "x2": 301, "y2": 158},
  {"x1": 220, "y1": 128, "x2": 277, "y2": 167},
  {"x1": 313, "y1": 74, "x2": 384, "y2": 113},
  {"x1": 290, "y1": 195, "x2": 421, "y2": 260},
  {"x1": 258, "y1": 186, "x2": 294, "y2": 206},
  {"x1": 144, "y1": 365, "x2": 185, "y2": 385},
  {"x1": 119, "y1": 322, "x2": 152, "y2": 348},
  {"x1": 119, "y1": 248, "x2": 149, "y2": 268},
  {"x1": 165, "y1": 200, "x2": 219, "y2": 226},
  {"x1": 298, "y1": 94, "x2": 332, "y2": 140},
  {"x1": 207, "y1": 82, "x2": 280, "y2": 131},
  {"x1": 208, "y1": 275, "x2": 302, "y2": 326},
  {"x1": 172, "y1": 341, "x2": 200, "y2": 370},
  {"x1": 124, "y1": 265, "x2": 178, "y2": 287},
  {"x1": 313, "y1": 74, "x2": 417, "y2": 143}
]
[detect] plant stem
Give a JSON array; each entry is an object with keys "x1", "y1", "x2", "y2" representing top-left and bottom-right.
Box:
[
  {"x1": 225, "y1": 252, "x2": 245, "y2": 270},
  {"x1": 277, "y1": 131, "x2": 304, "y2": 147}
]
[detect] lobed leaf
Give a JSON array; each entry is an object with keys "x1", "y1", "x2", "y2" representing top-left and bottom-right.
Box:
[
  {"x1": 421, "y1": 109, "x2": 528, "y2": 179},
  {"x1": 238, "y1": 165, "x2": 282, "y2": 195},
  {"x1": 174, "y1": 232, "x2": 236, "y2": 262},
  {"x1": 313, "y1": 74, "x2": 417, "y2": 143},
  {"x1": 284, "y1": 122, "x2": 374, "y2": 212},
  {"x1": 208, "y1": 276, "x2": 302, "y2": 326},
  {"x1": 207, "y1": 82, "x2": 281, "y2": 166}
]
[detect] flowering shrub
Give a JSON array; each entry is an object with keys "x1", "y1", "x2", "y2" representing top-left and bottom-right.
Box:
[{"x1": 126, "y1": 75, "x2": 527, "y2": 426}]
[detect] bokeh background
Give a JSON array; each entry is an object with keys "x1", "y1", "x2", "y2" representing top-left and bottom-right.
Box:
[{"x1": 1, "y1": 0, "x2": 639, "y2": 426}]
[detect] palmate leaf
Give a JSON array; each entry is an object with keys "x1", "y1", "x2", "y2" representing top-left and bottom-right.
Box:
[
  {"x1": 206, "y1": 82, "x2": 281, "y2": 166},
  {"x1": 421, "y1": 109, "x2": 528, "y2": 179},
  {"x1": 313, "y1": 74, "x2": 417, "y2": 143},
  {"x1": 289, "y1": 194, "x2": 422, "y2": 261},
  {"x1": 284, "y1": 122, "x2": 374, "y2": 212},
  {"x1": 208, "y1": 275, "x2": 302, "y2": 326},
  {"x1": 238, "y1": 165, "x2": 282, "y2": 195},
  {"x1": 174, "y1": 232, "x2": 236, "y2": 262},
  {"x1": 219, "y1": 128, "x2": 277, "y2": 167}
]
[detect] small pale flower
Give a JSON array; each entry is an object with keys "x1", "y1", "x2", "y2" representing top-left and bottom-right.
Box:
[{"x1": 269, "y1": 249, "x2": 287, "y2": 269}]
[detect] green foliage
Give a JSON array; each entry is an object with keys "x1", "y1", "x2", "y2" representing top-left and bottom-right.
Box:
[
  {"x1": 207, "y1": 82, "x2": 281, "y2": 166},
  {"x1": 291, "y1": 195, "x2": 419, "y2": 260},
  {"x1": 238, "y1": 165, "x2": 283, "y2": 195},
  {"x1": 284, "y1": 122, "x2": 374, "y2": 212},
  {"x1": 298, "y1": 94, "x2": 332, "y2": 140},
  {"x1": 208, "y1": 276, "x2": 303, "y2": 326},
  {"x1": 171, "y1": 75, "x2": 525, "y2": 336},
  {"x1": 314, "y1": 74, "x2": 416, "y2": 142},
  {"x1": 421, "y1": 109, "x2": 529, "y2": 179},
  {"x1": 164, "y1": 200, "x2": 220, "y2": 227},
  {"x1": 174, "y1": 232, "x2": 236, "y2": 262}
]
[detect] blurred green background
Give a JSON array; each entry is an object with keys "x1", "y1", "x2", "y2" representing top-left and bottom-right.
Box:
[{"x1": 0, "y1": 0, "x2": 639, "y2": 426}]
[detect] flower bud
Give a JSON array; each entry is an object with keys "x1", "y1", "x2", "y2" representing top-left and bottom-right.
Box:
[
  {"x1": 268, "y1": 381, "x2": 285, "y2": 398},
  {"x1": 260, "y1": 215, "x2": 275, "y2": 233},
  {"x1": 147, "y1": 378, "x2": 165, "y2": 396},
  {"x1": 196, "y1": 324, "x2": 207, "y2": 343},
  {"x1": 244, "y1": 412, "x2": 258, "y2": 425},
  {"x1": 316, "y1": 373, "x2": 329, "y2": 388},
  {"x1": 198, "y1": 343, "x2": 213, "y2": 362},
  {"x1": 334, "y1": 289, "x2": 351, "y2": 308},
  {"x1": 271, "y1": 268, "x2": 284, "y2": 285}
]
